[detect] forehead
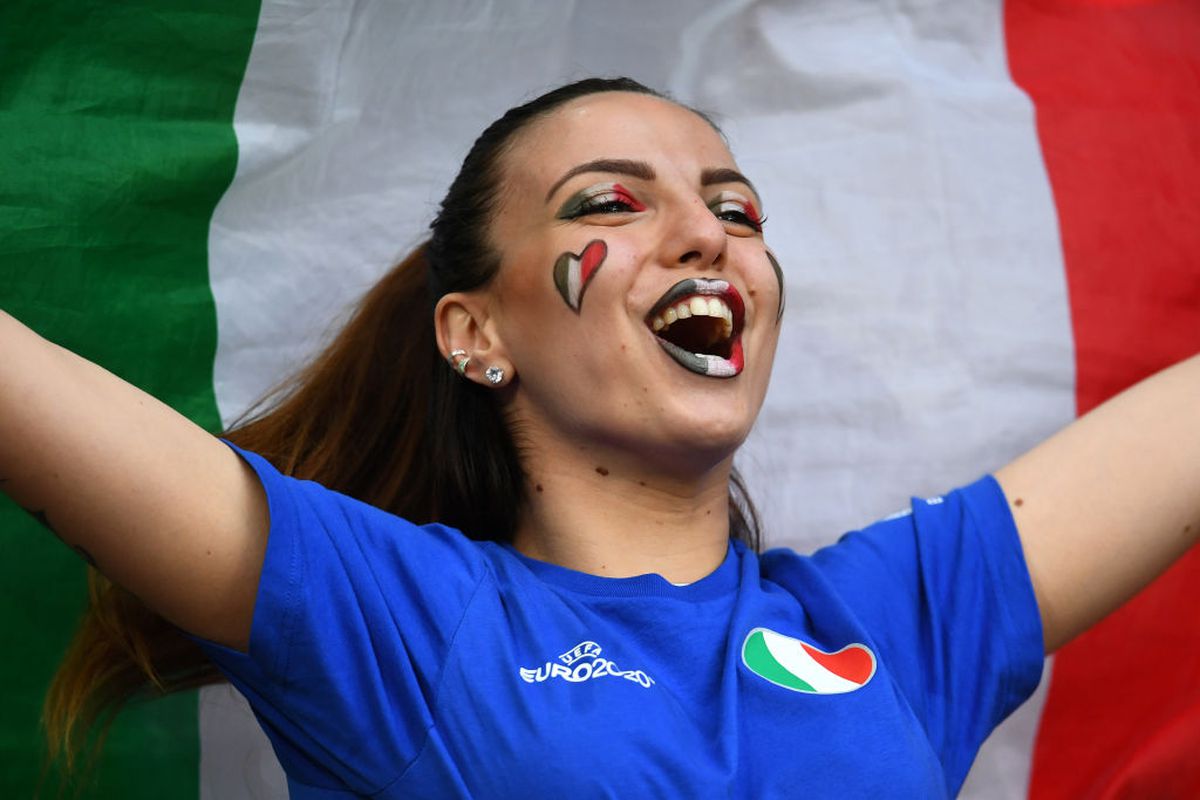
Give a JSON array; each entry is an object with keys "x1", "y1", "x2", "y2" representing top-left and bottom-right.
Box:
[{"x1": 504, "y1": 92, "x2": 737, "y2": 194}]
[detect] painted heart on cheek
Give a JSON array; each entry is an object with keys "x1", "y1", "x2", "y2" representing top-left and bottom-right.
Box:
[{"x1": 553, "y1": 239, "x2": 608, "y2": 313}]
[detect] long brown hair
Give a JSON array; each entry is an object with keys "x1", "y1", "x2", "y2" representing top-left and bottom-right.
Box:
[{"x1": 43, "y1": 76, "x2": 762, "y2": 779}]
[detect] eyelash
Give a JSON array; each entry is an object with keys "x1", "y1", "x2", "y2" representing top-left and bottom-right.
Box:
[
  {"x1": 560, "y1": 186, "x2": 766, "y2": 233},
  {"x1": 560, "y1": 185, "x2": 646, "y2": 219},
  {"x1": 709, "y1": 199, "x2": 766, "y2": 233},
  {"x1": 574, "y1": 197, "x2": 637, "y2": 215}
]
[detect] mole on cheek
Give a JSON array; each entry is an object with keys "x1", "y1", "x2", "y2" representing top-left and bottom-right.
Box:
[
  {"x1": 595, "y1": 466, "x2": 610, "y2": 476},
  {"x1": 536, "y1": 484, "x2": 544, "y2": 493}
]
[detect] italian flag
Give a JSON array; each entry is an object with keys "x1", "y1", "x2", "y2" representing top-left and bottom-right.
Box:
[{"x1": 2, "y1": 1, "x2": 1197, "y2": 797}]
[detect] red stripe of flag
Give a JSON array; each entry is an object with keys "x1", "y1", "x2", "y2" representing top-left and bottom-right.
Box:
[{"x1": 1005, "y1": 1, "x2": 1200, "y2": 796}]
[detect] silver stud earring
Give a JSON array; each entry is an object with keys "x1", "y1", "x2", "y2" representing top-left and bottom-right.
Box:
[
  {"x1": 484, "y1": 366, "x2": 505, "y2": 385},
  {"x1": 447, "y1": 349, "x2": 470, "y2": 376}
]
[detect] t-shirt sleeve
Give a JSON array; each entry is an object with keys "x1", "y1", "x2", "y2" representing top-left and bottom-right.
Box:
[
  {"x1": 191, "y1": 441, "x2": 490, "y2": 795},
  {"x1": 805, "y1": 475, "x2": 1044, "y2": 792}
]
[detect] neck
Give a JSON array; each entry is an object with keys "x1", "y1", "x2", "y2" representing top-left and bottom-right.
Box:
[{"x1": 512, "y1": 441, "x2": 734, "y2": 585}]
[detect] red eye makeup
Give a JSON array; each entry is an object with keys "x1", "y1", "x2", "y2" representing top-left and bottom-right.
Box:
[
  {"x1": 708, "y1": 192, "x2": 765, "y2": 233},
  {"x1": 555, "y1": 183, "x2": 647, "y2": 220}
]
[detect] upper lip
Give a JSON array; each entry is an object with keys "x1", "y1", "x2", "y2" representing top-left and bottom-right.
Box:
[{"x1": 644, "y1": 277, "x2": 746, "y2": 339}]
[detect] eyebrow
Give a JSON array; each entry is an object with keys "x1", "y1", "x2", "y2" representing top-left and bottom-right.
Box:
[
  {"x1": 543, "y1": 160, "x2": 762, "y2": 205},
  {"x1": 545, "y1": 159, "x2": 656, "y2": 203},
  {"x1": 701, "y1": 167, "x2": 759, "y2": 202}
]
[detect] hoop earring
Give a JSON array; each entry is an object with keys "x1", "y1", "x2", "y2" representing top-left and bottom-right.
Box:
[{"x1": 447, "y1": 349, "x2": 471, "y2": 376}]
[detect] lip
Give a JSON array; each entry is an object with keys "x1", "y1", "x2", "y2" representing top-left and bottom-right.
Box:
[{"x1": 644, "y1": 278, "x2": 746, "y2": 378}]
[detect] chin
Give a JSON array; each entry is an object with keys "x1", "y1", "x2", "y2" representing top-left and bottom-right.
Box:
[{"x1": 649, "y1": 396, "x2": 758, "y2": 467}]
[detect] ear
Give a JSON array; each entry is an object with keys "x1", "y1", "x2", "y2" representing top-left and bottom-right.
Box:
[{"x1": 434, "y1": 291, "x2": 514, "y2": 386}]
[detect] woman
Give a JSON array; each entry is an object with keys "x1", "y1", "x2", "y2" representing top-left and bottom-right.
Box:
[{"x1": 5, "y1": 77, "x2": 1198, "y2": 797}]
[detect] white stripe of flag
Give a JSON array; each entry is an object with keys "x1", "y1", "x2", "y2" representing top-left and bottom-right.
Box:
[{"x1": 203, "y1": 2, "x2": 1070, "y2": 797}]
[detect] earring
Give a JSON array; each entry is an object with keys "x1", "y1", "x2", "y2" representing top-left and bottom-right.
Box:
[
  {"x1": 484, "y1": 366, "x2": 505, "y2": 385},
  {"x1": 447, "y1": 349, "x2": 470, "y2": 376}
]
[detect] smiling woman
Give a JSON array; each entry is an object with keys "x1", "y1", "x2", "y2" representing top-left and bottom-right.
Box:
[
  {"x1": 6, "y1": 76, "x2": 1200, "y2": 798},
  {"x1": 436, "y1": 87, "x2": 785, "y2": 579}
]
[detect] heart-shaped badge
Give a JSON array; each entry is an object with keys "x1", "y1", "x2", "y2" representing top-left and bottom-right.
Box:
[{"x1": 741, "y1": 627, "x2": 876, "y2": 694}]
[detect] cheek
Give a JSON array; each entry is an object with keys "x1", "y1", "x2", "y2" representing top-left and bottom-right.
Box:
[
  {"x1": 742, "y1": 248, "x2": 784, "y2": 327},
  {"x1": 501, "y1": 239, "x2": 644, "y2": 363}
]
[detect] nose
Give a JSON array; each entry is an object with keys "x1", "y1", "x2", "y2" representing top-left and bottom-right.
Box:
[{"x1": 665, "y1": 197, "x2": 727, "y2": 270}]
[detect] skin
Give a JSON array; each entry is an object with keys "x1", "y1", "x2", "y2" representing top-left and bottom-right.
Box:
[
  {"x1": 0, "y1": 316, "x2": 266, "y2": 648},
  {"x1": 436, "y1": 92, "x2": 781, "y2": 583},
  {"x1": 995, "y1": 358, "x2": 1200, "y2": 651},
  {"x1": 0, "y1": 90, "x2": 1196, "y2": 655},
  {"x1": 554, "y1": 182, "x2": 647, "y2": 220}
]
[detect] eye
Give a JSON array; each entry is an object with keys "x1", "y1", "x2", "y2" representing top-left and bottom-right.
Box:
[
  {"x1": 556, "y1": 182, "x2": 646, "y2": 220},
  {"x1": 709, "y1": 194, "x2": 765, "y2": 233},
  {"x1": 576, "y1": 196, "x2": 637, "y2": 215}
]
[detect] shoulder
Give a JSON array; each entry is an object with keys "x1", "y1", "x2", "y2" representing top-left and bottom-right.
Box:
[
  {"x1": 762, "y1": 476, "x2": 1018, "y2": 579},
  {"x1": 224, "y1": 439, "x2": 491, "y2": 574}
]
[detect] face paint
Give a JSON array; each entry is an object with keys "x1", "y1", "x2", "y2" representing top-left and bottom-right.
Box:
[
  {"x1": 766, "y1": 250, "x2": 785, "y2": 324},
  {"x1": 553, "y1": 239, "x2": 608, "y2": 313},
  {"x1": 656, "y1": 337, "x2": 745, "y2": 378},
  {"x1": 646, "y1": 278, "x2": 746, "y2": 378},
  {"x1": 708, "y1": 191, "x2": 764, "y2": 233},
  {"x1": 555, "y1": 183, "x2": 646, "y2": 220}
]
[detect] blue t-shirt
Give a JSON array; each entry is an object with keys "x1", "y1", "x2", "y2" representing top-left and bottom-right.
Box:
[{"x1": 197, "y1": 444, "x2": 1043, "y2": 799}]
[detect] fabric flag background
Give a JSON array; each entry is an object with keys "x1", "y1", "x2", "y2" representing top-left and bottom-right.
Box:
[{"x1": 1, "y1": 1, "x2": 1197, "y2": 798}]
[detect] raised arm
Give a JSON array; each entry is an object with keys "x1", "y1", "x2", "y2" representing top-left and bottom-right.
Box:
[
  {"x1": 995, "y1": 352, "x2": 1200, "y2": 653},
  {"x1": 0, "y1": 311, "x2": 268, "y2": 650}
]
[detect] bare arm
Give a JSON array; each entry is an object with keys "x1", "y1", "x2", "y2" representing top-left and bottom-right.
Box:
[
  {"x1": 996, "y1": 352, "x2": 1200, "y2": 653},
  {"x1": 0, "y1": 311, "x2": 267, "y2": 650}
]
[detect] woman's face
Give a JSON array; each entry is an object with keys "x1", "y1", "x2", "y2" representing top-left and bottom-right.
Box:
[{"x1": 484, "y1": 92, "x2": 783, "y2": 476}]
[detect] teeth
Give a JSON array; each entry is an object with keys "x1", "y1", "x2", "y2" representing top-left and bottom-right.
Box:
[{"x1": 650, "y1": 294, "x2": 735, "y2": 338}]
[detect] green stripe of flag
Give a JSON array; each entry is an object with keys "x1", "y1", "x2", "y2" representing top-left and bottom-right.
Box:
[
  {"x1": 743, "y1": 630, "x2": 816, "y2": 693},
  {"x1": 0, "y1": 2, "x2": 261, "y2": 796}
]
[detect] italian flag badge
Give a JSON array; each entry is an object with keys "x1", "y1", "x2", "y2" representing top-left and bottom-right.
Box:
[{"x1": 742, "y1": 627, "x2": 876, "y2": 694}]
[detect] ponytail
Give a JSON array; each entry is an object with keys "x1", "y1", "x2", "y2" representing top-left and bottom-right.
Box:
[
  {"x1": 225, "y1": 242, "x2": 526, "y2": 538},
  {"x1": 226, "y1": 244, "x2": 439, "y2": 517}
]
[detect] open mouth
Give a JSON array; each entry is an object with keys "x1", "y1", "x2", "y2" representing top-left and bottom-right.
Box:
[{"x1": 645, "y1": 278, "x2": 745, "y2": 377}]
